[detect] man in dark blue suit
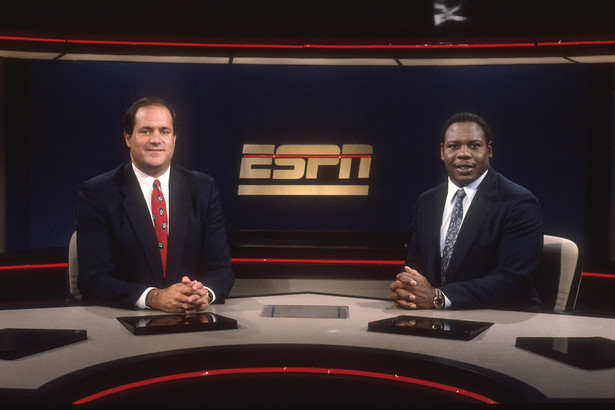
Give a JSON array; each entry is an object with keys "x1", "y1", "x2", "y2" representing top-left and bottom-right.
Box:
[
  {"x1": 389, "y1": 112, "x2": 542, "y2": 311},
  {"x1": 77, "y1": 97, "x2": 234, "y2": 312}
]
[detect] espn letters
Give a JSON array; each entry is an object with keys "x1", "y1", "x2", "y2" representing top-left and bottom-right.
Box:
[{"x1": 238, "y1": 144, "x2": 373, "y2": 196}]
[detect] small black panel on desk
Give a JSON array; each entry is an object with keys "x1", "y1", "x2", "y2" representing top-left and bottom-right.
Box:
[
  {"x1": 0, "y1": 328, "x2": 87, "y2": 360},
  {"x1": 515, "y1": 337, "x2": 615, "y2": 370},
  {"x1": 368, "y1": 315, "x2": 493, "y2": 341},
  {"x1": 260, "y1": 305, "x2": 349, "y2": 318},
  {"x1": 117, "y1": 312, "x2": 238, "y2": 335}
]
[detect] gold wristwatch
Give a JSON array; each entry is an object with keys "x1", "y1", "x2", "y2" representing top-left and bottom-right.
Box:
[{"x1": 433, "y1": 288, "x2": 445, "y2": 310}]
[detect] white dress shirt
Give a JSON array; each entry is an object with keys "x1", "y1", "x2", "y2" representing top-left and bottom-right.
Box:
[
  {"x1": 130, "y1": 164, "x2": 215, "y2": 309},
  {"x1": 437, "y1": 169, "x2": 489, "y2": 308},
  {"x1": 132, "y1": 164, "x2": 170, "y2": 309},
  {"x1": 132, "y1": 164, "x2": 171, "y2": 232}
]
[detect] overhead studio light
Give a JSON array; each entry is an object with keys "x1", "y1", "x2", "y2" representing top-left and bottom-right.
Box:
[{"x1": 433, "y1": 0, "x2": 469, "y2": 26}]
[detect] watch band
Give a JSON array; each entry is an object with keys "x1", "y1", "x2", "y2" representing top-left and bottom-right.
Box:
[{"x1": 205, "y1": 289, "x2": 213, "y2": 304}]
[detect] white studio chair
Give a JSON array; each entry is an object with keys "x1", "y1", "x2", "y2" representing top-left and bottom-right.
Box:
[
  {"x1": 535, "y1": 235, "x2": 581, "y2": 312},
  {"x1": 67, "y1": 231, "x2": 82, "y2": 303}
]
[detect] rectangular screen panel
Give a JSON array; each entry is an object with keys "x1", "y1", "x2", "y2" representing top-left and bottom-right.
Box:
[
  {"x1": 117, "y1": 312, "x2": 238, "y2": 335},
  {"x1": 260, "y1": 305, "x2": 349, "y2": 318},
  {"x1": 368, "y1": 315, "x2": 493, "y2": 341},
  {"x1": 0, "y1": 328, "x2": 87, "y2": 360}
]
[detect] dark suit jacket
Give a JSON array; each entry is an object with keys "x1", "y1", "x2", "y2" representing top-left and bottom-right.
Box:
[
  {"x1": 405, "y1": 168, "x2": 543, "y2": 311},
  {"x1": 76, "y1": 163, "x2": 234, "y2": 309}
]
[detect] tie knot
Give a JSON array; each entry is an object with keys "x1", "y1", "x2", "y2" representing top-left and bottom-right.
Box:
[
  {"x1": 454, "y1": 188, "x2": 466, "y2": 202},
  {"x1": 153, "y1": 179, "x2": 161, "y2": 189}
]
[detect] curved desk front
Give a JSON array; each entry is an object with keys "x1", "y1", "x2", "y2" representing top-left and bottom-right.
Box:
[{"x1": 1, "y1": 293, "x2": 613, "y2": 404}]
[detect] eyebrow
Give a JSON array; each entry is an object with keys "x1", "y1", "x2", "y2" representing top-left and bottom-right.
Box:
[
  {"x1": 446, "y1": 138, "x2": 484, "y2": 144},
  {"x1": 138, "y1": 126, "x2": 172, "y2": 130}
]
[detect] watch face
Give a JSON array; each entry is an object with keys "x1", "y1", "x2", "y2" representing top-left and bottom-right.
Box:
[{"x1": 433, "y1": 291, "x2": 445, "y2": 309}]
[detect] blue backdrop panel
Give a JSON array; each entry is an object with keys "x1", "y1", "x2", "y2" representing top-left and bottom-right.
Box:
[{"x1": 20, "y1": 61, "x2": 586, "y2": 250}]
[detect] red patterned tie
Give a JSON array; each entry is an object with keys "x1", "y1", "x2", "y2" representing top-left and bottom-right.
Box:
[{"x1": 152, "y1": 179, "x2": 168, "y2": 277}]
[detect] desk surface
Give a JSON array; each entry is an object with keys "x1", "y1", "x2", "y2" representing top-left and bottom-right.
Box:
[{"x1": 1, "y1": 293, "x2": 614, "y2": 403}]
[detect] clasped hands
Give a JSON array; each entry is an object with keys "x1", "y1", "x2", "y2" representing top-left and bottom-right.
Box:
[
  {"x1": 389, "y1": 266, "x2": 437, "y2": 309},
  {"x1": 146, "y1": 276, "x2": 210, "y2": 313}
]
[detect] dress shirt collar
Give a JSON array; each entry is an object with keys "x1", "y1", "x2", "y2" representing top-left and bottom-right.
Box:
[
  {"x1": 446, "y1": 169, "x2": 488, "y2": 205},
  {"x1": 132, "y1": 163, "x2": 171, "y2": 196}
]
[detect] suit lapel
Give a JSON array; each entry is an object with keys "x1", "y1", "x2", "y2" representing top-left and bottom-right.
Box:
[
  {"x1": 427, "y1": 184, "x2": 448, "y2": 283},
  {"x1": 167, "y1": 167, "x2": 191, "y2": 281},
  {"x1": 119, "y1": 164, "x2": 165, "y2": 286},
  {"x1": 445, "y1": 170, "x2": 497, "y2": 282}
]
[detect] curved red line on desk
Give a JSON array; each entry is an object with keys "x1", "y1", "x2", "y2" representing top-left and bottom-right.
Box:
[{"x1": 73, "y1": 366, "x2": 497, "y2": 404}]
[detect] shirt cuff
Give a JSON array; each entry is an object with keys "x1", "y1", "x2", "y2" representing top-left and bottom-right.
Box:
[
  {"x1": 136, "y1": 287, "x2": 156, "y2": 309},
  {"x1": 204, "y1": 286, "x2": 216, "y2": 304},
  {"x1": 136, "y1": 286, "x2": 216, "y2": 309},
  {"x1": 441, "y1": 289, "x2": 452, "y2": 309}
]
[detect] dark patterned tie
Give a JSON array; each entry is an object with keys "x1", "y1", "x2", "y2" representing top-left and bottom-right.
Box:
[
  {"x1": 440, "y1": 188, "x2": 466, "y2": 284},
  {"x1": 152, "y1": 179, "x2": 168, "y2": 277}
]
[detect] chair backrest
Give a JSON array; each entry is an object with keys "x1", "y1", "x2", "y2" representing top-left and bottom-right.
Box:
[
  {"x1": 67, "y1": 231, "x2": 82, "y2": 302},
  {"x1": 534, "y1": 235, "x2": 581, "y2": 312}
]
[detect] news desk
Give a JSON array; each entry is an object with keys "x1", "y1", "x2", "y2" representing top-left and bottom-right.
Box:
[{"x1": 1, "y1": 293, "x2": 613, "y2": 404}]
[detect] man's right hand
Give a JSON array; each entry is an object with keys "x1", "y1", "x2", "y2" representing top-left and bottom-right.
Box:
[{"x1": 145, "y1": 276, "x2": 209, "y2": 312}]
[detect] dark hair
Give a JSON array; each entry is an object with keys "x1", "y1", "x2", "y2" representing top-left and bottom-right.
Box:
[
  {"x1": 123, "y1": 97, "x2": 177, "y2": 135},
  {"x1": 441, "y1": 112, "x2": 491, "y2": 144}
]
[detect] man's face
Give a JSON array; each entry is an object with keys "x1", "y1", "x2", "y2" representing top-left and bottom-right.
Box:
[
  {"x1": 440, "y1": 121, "x2": 492, "y2": 187},
  {"x1": 124, "y1": 105, "x2": 176, "y2": 178}
]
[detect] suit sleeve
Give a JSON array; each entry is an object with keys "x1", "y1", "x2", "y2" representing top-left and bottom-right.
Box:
[
  {"x1": 404, "y1": 197, "x2": 428, "y2": 275},
  {"x1": 76, "y1": 181, "x2": 150, "y2": 309},
  {"x1": 441, "y1": 192, "x2": 543, "y2": 311},
  {"x1": 196, "y1": 177, "x2": 235, "y2": 301}
]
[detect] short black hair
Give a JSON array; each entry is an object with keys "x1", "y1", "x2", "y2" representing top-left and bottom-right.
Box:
[
  {"x1": 441, "y1": 112, "x2": 491, "y2": 144},
  {"x1": 123, "y1": 97, "x2": 177, "y2": 135}
]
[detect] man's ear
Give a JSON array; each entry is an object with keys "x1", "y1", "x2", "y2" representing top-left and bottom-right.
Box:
[
  {"x1": 124, "y1": 132, "x2": 132, "y2": 148},
  {"x1": 440, "y1": 143, "x2": 444, "y2": 161}
]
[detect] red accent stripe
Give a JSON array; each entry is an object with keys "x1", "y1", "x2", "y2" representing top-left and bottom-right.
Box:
[
  {"x1": 307, "y1": 43, "x2": 536, "y2": 49},
  {"x1": 1, "y1": 263, "x2": 612, "y2": 274},
  {"x1": 0, "y1": 35, "x2": 66, "y2": 43},
  {"x1": 538, "y1": 40, "x2": 615, "y2": 46},
  {"x1": 0, "y1": 259, "x2": 404, "y2": 270},
  {"x1": 78, "y1": 41, "x2": 534, "y2": 49},
  {"x1": 2, "y1": 34, "x2": 613, "y2": 50},
  {"x1": 72, "y1": 366, "x2": 497, "y2": 404},
  {"x1": 68, "y1": 39, "x2": 305, "y2": 49},
  {"x1": 0, "y1": 263, "x2": 68, "y2": 271},
  {"x1": 582, "y1": 272, "x2": 615, "y2": 279},
  {"x1": 232, "y1": 258, "x2": 404, "y2": 265},
  {"x1": 0, "y1": 35, "x2": 534, "y2": 49}
]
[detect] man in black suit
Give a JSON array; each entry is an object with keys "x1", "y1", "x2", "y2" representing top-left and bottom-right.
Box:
[
  {"x1": 77, "y1": 97, "x2": 234, "y2": 312},
  {"x1": 389, "y1": 112, "x2": 542, "y2": 311}
]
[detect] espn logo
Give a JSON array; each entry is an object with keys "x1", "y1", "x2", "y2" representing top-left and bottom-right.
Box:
[{"x1": 238, "y1": 144, "x2": 373, "y2": 196}]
